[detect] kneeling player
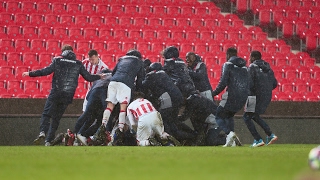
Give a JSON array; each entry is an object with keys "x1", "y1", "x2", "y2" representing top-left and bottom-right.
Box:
[{"x1": 127, "y1": 92, "x2": 180, "y2": 146}]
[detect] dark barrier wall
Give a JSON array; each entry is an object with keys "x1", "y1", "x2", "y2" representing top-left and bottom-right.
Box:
[
  {"x1": 0, "y1": 99, "x2": 319, "y2": 145},
  {"x1": 1, "y1": 99, "x2": 320, "y2": 117}
]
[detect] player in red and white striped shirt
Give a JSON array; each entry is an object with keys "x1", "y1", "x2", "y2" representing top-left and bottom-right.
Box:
[
  {"x1": 127, "y1": 92, "x2": 171, "y2": 146},
  {"x1": 82, "y1": 50, "x2": 108, "y2": 111}
]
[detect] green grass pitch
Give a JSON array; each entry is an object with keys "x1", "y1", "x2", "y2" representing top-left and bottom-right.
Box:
[{"x1": 0, "y1": 145, "x2": 319, "y2": 180}]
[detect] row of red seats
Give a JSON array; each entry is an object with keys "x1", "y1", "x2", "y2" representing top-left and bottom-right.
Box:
[
  {"x1": 236, "y1": 0, "x2": 319, "y2": 14},
  {"x1": 1, "y1": 1, "x2": 215, "y2": 16},
  {"x1": 248, "y1": 1, "x2": 320, "y2": 51},
  {"x1": 272, "y1": 91, "x2": 320, "y2": 101},
  {"x1": 0, "y1": 13, "x2": 239, "y2": 32},
  {"x1": 0, "y1": 79, "x2": 88, "y2": 99}
]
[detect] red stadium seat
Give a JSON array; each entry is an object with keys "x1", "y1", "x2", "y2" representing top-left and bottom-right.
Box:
[
  {"x1": 23, "y1": 52, "x2": 38, "y2": 67},
  {"x1": 0, "y1": 66, "x2": 14, "y2": 80},
  {"x1": 109, "y1": 4, "x2": 124, "y2": 14},
  {"x1": 29, "y1": 13, "x2": 44, "y2": 26},
  {"x1": 31, "y1": 39, "x2": 46, "y2": 52},
  {"x1": 14, "y1": 13, "x2": 30, "y2": 26},
  {"x1": 69, "y1": 27, "x2": 84, "y2": 40},
  {"x1": 7, "y1": 80, "x2": 24, "y2": 95},
  {"x1": 60, "y1": 14, "x2": 75, "y2": 27},
  {"x1": 90, "y1": 16, "x2": 105, "y2": 28},
  {"x1": 67, "y1": 3, "x2": 82, "y2": 15},
  {"x1": 53, "y1": 26, "x2": 69, "y2": 39},
  {"x1": 7, "y1": 25, "x2": 23, "y2": 39},
  {"x1": 92, "y1": 41, "x2": 106, "y2": 53},
  {"x1": 75, "y1": 15, "x2": 89, "y2": 28},
  {"x1": 122, "y1": 41, "x2": 136, "y2": 52},
  {"x1": 83, "y1": 28, "x2": 98, "y2": 40},
  {"x1": 52, "y1": 2, "x2": 67, "y2": 14},
  {"x1": 133, "y1": 16, "x2": 148, "y2": 26},
  {"x1": 36, "y1": 2, "x2": 51, "y2": 14},
  {"x1": 38, "y1": 26, "x2": 54, "y2": 39},
  {"x1": 81, "y1": 3, "x2": 97, "y2": 16},
  {"x1": 22, "y1": 25, "x2": 38, "y2": 39},
  {"x1": 6, "y1": 1, "x2": 21, "y2": 13},
  {"x1": 39, "y1": 80, "x2": 52, "y2": 95},
  {"x1": 7, "y1": 52, "x2": 23, "y2": 66},
  {"x1": 113, "y1": 28, "x2": 128, "y2": 40},
  {"x1": 0, "y1": 12, "x2": 14, "y2": 24},
  {"x1": 0, "y1": 39, "x2": 15, "y2": 52},
  {"x1": 15, "y1": 66, "x2": 30, "y2": 81},
  {"x1": 180, "y1": 5, "x2": 194, "y2": 17},
  {"x1": 235, "y1": 0, "x2": 248, "y2": 14},
  {"x1": 15, "y1": 39, "x2": 31, "y2": 53},
  {"x1": 78, "y1": 39, "x2": 93, "y2": 52},
  {"x1": 24, "y1": 80, "x2": 40, "y2": 95},
  {"x1": 21, "y1": 1, "x2": 36, "y2": 13},
  {"x1": 46, "y1": 39, "x2": 61, "y2": 54},
  {"x1": 124, "y1": 4, "x2": 138, "y2": 15},
  {"x1": 38, "y1": 53, "x2": 53, "y2": 67},
  {"x1": 104, "y1": 15, "x2": 119, "y2": 27},
  {"x1": 136, "y1": 42, "x2": 150, "y2": 52}
]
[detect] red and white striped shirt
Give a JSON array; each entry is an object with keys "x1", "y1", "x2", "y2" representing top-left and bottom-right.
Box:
[
  {"x1": 82, "y1": 58, "x2": 108, "y2": 88},
  {"x1": 127, "y1": 98, "x2": 156, "y2": 125}
]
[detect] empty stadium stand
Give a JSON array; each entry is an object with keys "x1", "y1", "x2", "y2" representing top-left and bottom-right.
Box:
[{"x1": 0, "y1": 0, "x2": 319, "y2": 101}]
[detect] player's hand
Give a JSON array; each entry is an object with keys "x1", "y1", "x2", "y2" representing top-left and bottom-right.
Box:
[
  {"x1": 100, "y1": 73, "x2": 107, "y2": 79},
  {"x1": 22, "y1": 72, "x2": 29, "y2": 77}
]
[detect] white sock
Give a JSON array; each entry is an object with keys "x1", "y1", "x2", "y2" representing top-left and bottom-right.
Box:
[{"x1": 118, "y1": 111, "x2": 126, "y2": 132}]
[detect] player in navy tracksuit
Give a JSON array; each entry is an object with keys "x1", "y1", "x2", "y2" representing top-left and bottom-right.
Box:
[
  {"x1": 162, "y1": 46, "x2": 196, "y2": 99},
  {"x1": 162, "y1": 46, "x2": 223, "y2": 145},
  {"x1": 73, "y1": 69, "x2": 112, "y2": 145},
  {"x1": 212, "y1": 47, "x2": 250, "y2": 147},
  {"x1": 186, "y1": 52, "x2": 213, "y2": 101},
  {"x1": 243, "y1": 51, "x2": 278, "y2": 147},
  {"x1": 142, "y1": 62, "x2": 196, "y2": 143},
  {"x1": 101, "y1": 49, "x2": 145, "y2": 145},
  {"x1": 23, "y1": 45, "x2": 104, "y2": 146}
]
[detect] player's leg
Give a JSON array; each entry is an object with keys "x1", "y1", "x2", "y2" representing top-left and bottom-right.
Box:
[
  {"x1": 45, "y1": 102, "x2": 68, "y2": 146},
  {"x1": 252, "y1": 113, "x2": 277, "y2": 145},
  {"x1": 34, "y1": 99, "x2": 53, "y2": 145},
  {"x1": 115, "y1": 82, "x2": 131, "y2": 132},
  {"x1": 102, "y1": 82, "x2": 117, "y2": 126},
  {"x1": 137, "y1": 115, "x2": 155, "y2": 146},
  {"x1": 244, "y1": 112, "x2": 265, "y2": 147}
]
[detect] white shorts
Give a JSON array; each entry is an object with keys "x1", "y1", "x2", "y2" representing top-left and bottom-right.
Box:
[
  {"x1": 136, "y1": 111, "x2": 164, "y2": 143},
  {"x1": 106, "y1": 81, "x2": 131, "y2": 104}
]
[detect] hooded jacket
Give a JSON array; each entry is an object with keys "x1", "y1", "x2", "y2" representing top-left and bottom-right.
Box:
[
  {"x1": 212, "y1": 56, "x2": 250, "y2": 112},
  {"x1": 142, "y1": 70, "x2": 183, "y2": 109},
  {"x1": 29, "y1": 50, "x2": 101, "y2": 103},
  {"x1": 248, "y1": 59, "x2": 278, "y2": 114},
  {"x1": 163, "y1": 58, "x2": 196, "y2": 98},
  {"x1": 188, "y1": 55, "x2": 212, "y2": 92},
  {"x1": 111, "y1": 55, "x2": 145, "y2": 91}
]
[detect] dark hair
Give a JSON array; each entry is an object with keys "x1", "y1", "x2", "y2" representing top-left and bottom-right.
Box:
[
  {"x1": 133, "y1": 91, "x2": 145, "y2": 99},
  {"x1": 250, "y1": 51, "x2": 262, "y2": 60},
  {"x1": 88, "y1": 49, "x2": 98, "y2": 57},
  {"x1": 186, "y1": 52, "x2": 196, "y2": 58},
  {"x1": 143, "y1": 59, "x2": 152, "y2": 68},
  {"x1": 61, "y1": 44, "x2": 73, "y2": 52},
  {"x1": 226, "y1": 47, "x2": 237, "y2": 57},
  {"x1": 149, "y1": 62, "x2": 162, "y2": 71},
  {"x1": 126, "y1": 49, "x2": 142, "y2": 59},
  {"x1": 163, "y1": 46, "x2": 179, "y2": 59}
]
